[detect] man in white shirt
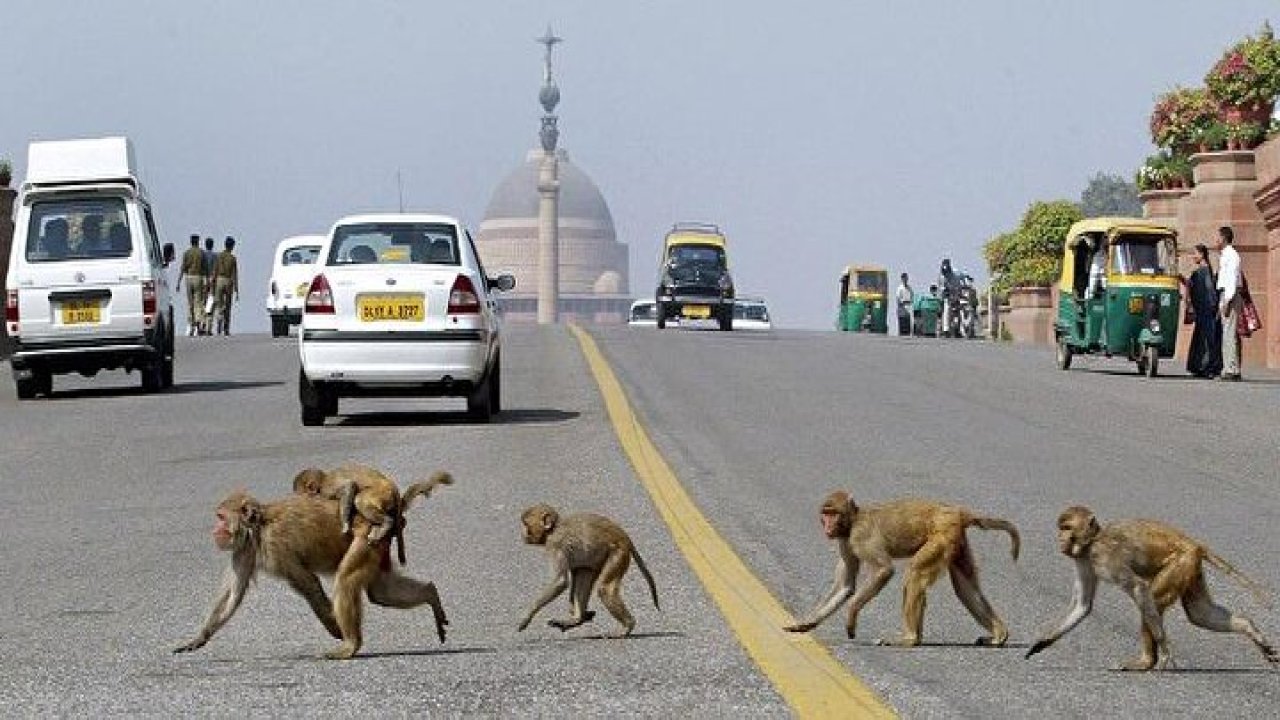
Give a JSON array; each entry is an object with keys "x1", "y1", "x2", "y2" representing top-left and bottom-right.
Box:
[
  {"x1": 895, "y1": 273, "x2": 914, "y2": 336},
  {"x1": 1216, "y1": 225, "x2": 1242, "y2": 381},
  {"x1": 1085, "y1": 237, "x2": 1107, "y2": 301}
]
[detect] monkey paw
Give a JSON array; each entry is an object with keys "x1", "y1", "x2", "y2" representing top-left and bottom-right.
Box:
[
  {"x1": 875, "y1": 636, "x2": 921, "y2": 648},
  {"x1": 1025, "y1": 639, "x2": 1052, "y2": 659},
  {"x1": 974, "y1": 635, "x2": 1007, "y2": 647},
  {"x1": 173, "y1": 638, "x2": 206, "y2": 654},
  {"x1": 1117, "y1": 656, "x2": 1157, "y2": 672},
  {"x1": 783, "y1": 622, "x2": 817, "y2": 633}
]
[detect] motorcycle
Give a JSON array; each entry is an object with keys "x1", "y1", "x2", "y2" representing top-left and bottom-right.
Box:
[{"x1": 957, "y1": 275, "x2": 979, "y2": 339}]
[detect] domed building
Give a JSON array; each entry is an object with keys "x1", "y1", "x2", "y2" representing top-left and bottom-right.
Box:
[{"x1": 476, "y1": 148, "x2": 632, "y2": 324}]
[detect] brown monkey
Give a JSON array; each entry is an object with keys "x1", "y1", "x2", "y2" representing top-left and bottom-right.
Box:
[
  {"x1": 1025, "y1": 505, "x2": 1277, "y2": 670},
  {"x1": 173, "y1": 489, "x2": 449, "y2": 660},
  {"x1": 783, "y1": 491, "x2": 1019, "y2": 647},
  {"x1": 517, "y1": 504, "x2": 660, "y2": 636},
  {"x1": 292, "y1": 465, "x2": 453, "y2": 566}
]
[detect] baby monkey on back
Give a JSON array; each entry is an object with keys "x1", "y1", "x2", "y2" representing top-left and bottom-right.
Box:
[
  {"x1": 293, "y1": 464, "x2": 453, "y2": 565},
  {"x1": 1026, "y1": 505, "x2": 1277, "y2": 670}
]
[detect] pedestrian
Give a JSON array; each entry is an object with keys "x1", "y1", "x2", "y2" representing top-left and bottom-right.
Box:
[
  {"x1": 1216, "y1": 226, "x2": 1242, "y2": 381},
  {"x1": 201, "y1": 238, "x2": 217, "y2": 335},
  {"x1": 176, "y1": 234, "x2": 207, "y2": 336},
  {"x1": 1185, "y1": 243, "x2": 1222, "y2": 378},
  {"x1": 895, "y1": 272, "x2": 914, "y2": 336},
  {"x1": 211, "y1": 236, "x2": 239, "y2": 335}
]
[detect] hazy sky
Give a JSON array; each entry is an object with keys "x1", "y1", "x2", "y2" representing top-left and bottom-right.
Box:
[{"x1": 2, "y1": 2, "x2": 1276, "y2": 330}]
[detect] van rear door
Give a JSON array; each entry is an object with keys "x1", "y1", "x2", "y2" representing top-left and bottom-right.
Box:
[{"x1": 14, "y1": 193, "x2": 146, "y2": 344}]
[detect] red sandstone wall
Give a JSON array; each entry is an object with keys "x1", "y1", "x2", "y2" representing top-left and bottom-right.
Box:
[{"x1": 1251, "y1": 138, "x2": 1280, "y2": 370}]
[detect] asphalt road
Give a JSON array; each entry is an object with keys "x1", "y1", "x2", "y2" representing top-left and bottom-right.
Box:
[{"x1": 1, "y1": 325, "x2": 1277, "y2": 717}]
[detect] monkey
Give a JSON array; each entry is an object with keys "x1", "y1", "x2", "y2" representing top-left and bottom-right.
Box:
[
  {"x1": 1025, "y1": 505, "x2": 1278, "y2": 670},
  {"x1": 783, "y1": 490, "x2": 1020, "y2": 647},
  {"x1": 517, "y1": 504, "x2": 660, "y2": 636},
  {"x1": 292, "y1": 465, "x2": 453, "y2": 566},
  {"x1": 173, "y1": 489, "x2": 449, "y2": 660}
]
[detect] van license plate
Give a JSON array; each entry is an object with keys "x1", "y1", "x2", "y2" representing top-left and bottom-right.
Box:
[
  {"x1": 1128, "y1": 296, "x2": 1143, "y2": 314},
  {"x1": 682, "y1": 305, "x2": 711, "y2": 319},
  {"x1": 358, "y1": 295, "x2": 425, "y2": 322},
  {"x1": 61, "y1": 300, "x2": 102, "y2": 325}
]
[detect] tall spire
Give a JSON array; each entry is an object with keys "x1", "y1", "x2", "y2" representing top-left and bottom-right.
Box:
[{"x1": 536, "y1": 26, "x2": 562, "y2": 151}]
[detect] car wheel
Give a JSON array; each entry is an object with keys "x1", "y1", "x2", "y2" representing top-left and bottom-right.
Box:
[
  {"x1": 656, "y1": 302, "x2": 666, "y2": 330},
  {"x1": 299, "y1": 368, "x2": 329, "y2": 426},
  {"x1": 489, "y1": 353, "x2": 501, "y2": 415},
  {"x1": 271, "y1": 316, "x2": 288, "y2": 338},
  {"x1": 467, "y1": 375, "x2": 493, "y2": 423}
]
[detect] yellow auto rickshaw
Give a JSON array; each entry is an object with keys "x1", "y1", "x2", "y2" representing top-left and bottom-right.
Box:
[{"x1": 838, "y1": 265, "x2": 888, "y2": 333}]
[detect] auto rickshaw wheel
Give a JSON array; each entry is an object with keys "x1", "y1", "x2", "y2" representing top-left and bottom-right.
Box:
[
  {"x1": 1056, "y1": 337, "x2": 1072, "y2": 371},
  {"x1": 1143, "y1": 346, "x2": 1159, "y2": 378}
]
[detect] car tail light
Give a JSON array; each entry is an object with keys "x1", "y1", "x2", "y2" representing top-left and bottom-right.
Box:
[
  {"x1": 305, "y1": 274, "x2": 334, "y2": 314},
  {"x1": 5, "y1": 290, "x2": 17, "y2": 329},
  {"x1": 142, "y1": 280, "x2": 157, "y2": 326},
  {"x1": 448, "y1": 275, "x2": 481, "y2": 314}
]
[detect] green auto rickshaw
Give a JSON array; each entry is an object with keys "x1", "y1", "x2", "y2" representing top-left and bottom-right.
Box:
[
  {"x1": 1054, "y1": 218, "x2": 1181, "y2": 377},
  {"x1": 837, "y1": 265, "x2": 889, "y2": 333}
]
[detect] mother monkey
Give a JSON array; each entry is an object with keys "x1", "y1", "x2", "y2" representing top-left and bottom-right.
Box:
[{"x1": 1185, "y1": 243, "x2": 1222, "y2": 379}]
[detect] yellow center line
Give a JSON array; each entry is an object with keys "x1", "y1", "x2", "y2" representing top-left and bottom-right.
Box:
[{"x1": 569, "y1": 325, "x2": 895, "y2": 719}]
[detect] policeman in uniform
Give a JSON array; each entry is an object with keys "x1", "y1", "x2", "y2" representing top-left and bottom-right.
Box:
[
  {"x1": 176, "y1": 235, "x2": 206, "y2": 335},
  {"x1": 201, "y1": 237, "x2": 217, "y2": 335},
  {"x1": 211, "y1": 237, "x2": 239, "y2": 335}
]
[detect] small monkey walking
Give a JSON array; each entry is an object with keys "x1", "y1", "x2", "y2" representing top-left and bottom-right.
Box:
[
  {"x1": 518, "y1": 504, "x2": 660, "y2": 636},
  {"x1": 784, "y1": 491, "x2": 1020, "y2": 647},
  {"x1": 1026, "y1": 505, "x2": 1278, "y2": 670}
]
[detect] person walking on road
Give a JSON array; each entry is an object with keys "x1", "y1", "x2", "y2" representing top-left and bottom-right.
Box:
[
  {"x1": 200, "y1": 237, "x2": 217, "y2": 335},
  {"x1": 211, "y1": 236, "x2": 239, "y2": 336},
  {"x1": 1185, "y1": 243, "x2": 1222, "y2": 378},
  {"x1": 1216, "y1": 226, "x2": 1242, "y2": 381},
  {"x1": 176, "y1": 234, "x2": 207, "y2": 336},
  {"x1": 895, "y1": 272, "x2": 914, "y2": 336}
]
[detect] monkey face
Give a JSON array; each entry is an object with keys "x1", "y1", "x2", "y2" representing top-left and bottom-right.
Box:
[
  {"x1": 520, "y1": 505, "x2": 558, "y2": 545},
  {"x1": 819, "y1": 492, "x2": 853, "y2": 539},
  {"x1": 213, "y1": 493, "x2": 260, "y2": 550},
  {"x1": 1057, "y1": 506, "x2": 1098, "y2": 558}
]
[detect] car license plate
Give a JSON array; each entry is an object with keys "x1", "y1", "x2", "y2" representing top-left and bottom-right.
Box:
[
  {"x1": 61, "y1": 299, "x2": 101, "y2": 325},
  {"x1": 358, "y1": 295, "x2": 425, "y2": 322},
  {"x1": 1128, "y1": 296, "x2": 1143, "y2": 314},
  {"x1": 682, "y1": 305, "x2": 711, "y2": 319}
]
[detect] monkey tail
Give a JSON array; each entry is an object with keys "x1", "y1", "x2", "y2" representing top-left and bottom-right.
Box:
[
  {"x1": 970, "y1": 517, "x2": 1021, "y2": 562},
  {"x1": 401, "y1": 471, "x2": 454, "y2": 514},
  {"x1": 1205, "y1": 550, "x2": 1273, "y2": 608},
  {"x1": 631, "y1": 547, "x2": 660, "y2": 611}
]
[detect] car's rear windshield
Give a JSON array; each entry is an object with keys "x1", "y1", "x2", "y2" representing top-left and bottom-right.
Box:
[
  {"x1": 281, "y1": 245, "x2": 321, "y2": 266},
  {"x1": 26, "y1": 197, "x2": 132, "y2": 262},
  {"x1": 668, "y1": 244, "x2": 725, "y2": 267},
  {"x1": 631, "y1": 302, "x2": 657, "y2": 320},
  {"x1": 327, "y1": 223, "x2": 459, "y2": 266},
  {"x1": 735, "y1": 302, "x2": 769, "y2": 320}
]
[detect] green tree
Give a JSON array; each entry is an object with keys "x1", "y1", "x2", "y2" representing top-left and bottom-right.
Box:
[
  {"x1": 983, "y1": 200, "x2": 1083, "y2": 294},
  {"x1": 1080, "y1": 172, "x2": 1140, "y2": 218}
]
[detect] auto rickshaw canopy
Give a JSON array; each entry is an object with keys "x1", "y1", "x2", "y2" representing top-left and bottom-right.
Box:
[
  {"x1": 841, "y1": 265, "x2": 888, "y2": 297},
  {"x1": 1058, "y1": 217, "x2": 1179, "y2": 294}
]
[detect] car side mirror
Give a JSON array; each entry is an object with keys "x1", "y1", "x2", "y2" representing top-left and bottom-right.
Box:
[
  {"x1": 489, "y1": 274, "x2": 516, "y2": 292},
  {"x1": 162, "y1": 242, "x2": 175, "y2": 266}
]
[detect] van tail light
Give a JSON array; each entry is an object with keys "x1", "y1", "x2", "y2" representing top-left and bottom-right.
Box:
[
  {"x1": 305, "y1": 274, "x2": 334, "y2": 314},
  {"x1": 5, "y1": 290, "x2": 17, "y2": 330},
  {"x1": 142, "y1": 280, "x2": 157, "y2": 326},
  {"x1": 447, "y1": 275, "x2": 481, "y2": 314}
]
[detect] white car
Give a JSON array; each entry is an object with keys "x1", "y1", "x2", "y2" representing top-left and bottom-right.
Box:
[
  {"x1": 628, "y1": 299, "x2": 658, "y2": 327},
  {"x1": 266, "y1": 235, "x2": 324, "y2": 337},
  {"x1": 5, "y1": 137, "x2": 176, "y2": 398},
  {"x1": 733, "y1": 297, "x2": 772, "y2": 331},
  {"x1": 297, "y1": 214, "x2": 514, "y2": 425}
]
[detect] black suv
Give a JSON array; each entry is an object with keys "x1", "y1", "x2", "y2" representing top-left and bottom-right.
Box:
[{"x1": 655, "y1": 223, "x2": 734, "y2": 331}]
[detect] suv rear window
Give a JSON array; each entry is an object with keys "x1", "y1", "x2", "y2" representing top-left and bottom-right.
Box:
[
  {"x1": 26, "y1": 198, "x2": 132, "y2": 262},
  {"x1": 668, "y1": 244, "x2": 725, "y2": 268},
  {"x1": 282, "y1": 245, "x2": 321, "y2": 266},
  {"x1": 327, "y1": 223, "x2": 459, "y2": 266}
]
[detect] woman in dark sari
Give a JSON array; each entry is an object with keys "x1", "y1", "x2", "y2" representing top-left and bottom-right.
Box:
[{"x1": 1186, "y1": 243, "x2": 1222, "y2": 378}]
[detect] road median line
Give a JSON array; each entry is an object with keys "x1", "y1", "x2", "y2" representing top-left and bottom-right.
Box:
[{"x1": 569, "y1": 326, "x2": 895, "y2": 719}]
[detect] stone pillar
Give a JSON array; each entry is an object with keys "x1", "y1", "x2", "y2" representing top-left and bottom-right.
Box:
[
  {"x1": 0, "y1": 187, "x2": 15, "y2": 357},
  {"x1": 536, "y1": 151, "x2": 560, "y2": 325},
  {"x1": 1177, "y1": 151, "x2": 1269, "y2": 368},
  {"x1": 1140, "y1": 188, "x2": 1190, "y2": 228},
  {"x1": 1252, "y1": 138, "x2": 1280, "y2": 369},
  {"x1": 1004, "y1": 286, "x2": 1053, "y2": 346}
]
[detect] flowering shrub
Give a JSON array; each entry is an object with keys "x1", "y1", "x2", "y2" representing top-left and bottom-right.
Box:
[
  {"x1": 1205, "y1": 22, "x2": 1280, "y2": 110},
  {"x1": 1149, "y1": 86, "x2": 1218, "y2": 150}
]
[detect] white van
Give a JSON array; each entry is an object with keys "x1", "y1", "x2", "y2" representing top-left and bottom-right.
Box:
[
  {"x1": 266, "y1": 234, "x2": 324, "y2": 337},
  {"x1": 4, "y1": 138, "x2": 176, "y2": 399}
]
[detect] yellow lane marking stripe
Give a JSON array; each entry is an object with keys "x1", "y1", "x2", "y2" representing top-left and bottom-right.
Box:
[{"x1": 569, "y1": 326, "x2": 895, "y2": 719}]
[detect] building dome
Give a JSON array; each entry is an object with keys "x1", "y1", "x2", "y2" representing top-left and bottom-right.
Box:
[
  {"x1": 482, "y1": 149, "x2": 615, "y2": 232},
  {"x1": 477, "y1": 148, "x2": 629, "y2": 307}
]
